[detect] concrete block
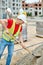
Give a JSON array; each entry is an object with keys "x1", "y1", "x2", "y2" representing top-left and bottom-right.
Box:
[{"x1": 36, "y1": 22, "x2": 43, "y2": 37}]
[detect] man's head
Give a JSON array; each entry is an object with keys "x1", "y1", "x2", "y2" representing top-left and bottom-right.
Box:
[{"x1": 16, "y1": 14, "x2": 27, "y2": 24}]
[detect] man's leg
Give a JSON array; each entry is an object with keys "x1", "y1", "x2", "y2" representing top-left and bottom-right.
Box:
[
  {"x1": 6, "y1": 42, "x2": 14, "y2": 65},
  {"x1": 0, "y1": 39, "x2": 6, "y2": 58}
]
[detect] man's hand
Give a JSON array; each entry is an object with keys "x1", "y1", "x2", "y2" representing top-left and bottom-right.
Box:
[
  {"x1": 20, "y1": 43, "x2": 26, "y2": 49},
  {"x1": 5, "y1": 29, "x2": 9, "y2": 34}
]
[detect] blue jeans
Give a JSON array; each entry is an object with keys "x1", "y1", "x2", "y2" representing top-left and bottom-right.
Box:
[{"x1": 0, "y1": 38, "x2": 14, "y2": 65}]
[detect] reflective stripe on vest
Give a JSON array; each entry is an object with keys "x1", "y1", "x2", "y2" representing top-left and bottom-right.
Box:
[
  {"x1": 8, "y1": 19, "x2": 15, "y2": 34},
  {"x1": 14, "y1": 25, "x2": 21, "y2": 36},
  {"x1": 3, "y1": 19, "x2": 21, "y2": 41}
]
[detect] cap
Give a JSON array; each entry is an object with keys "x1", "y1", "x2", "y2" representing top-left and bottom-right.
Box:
[{"x1": 17, "y1": 14, "x2": 27, "y2": 23}]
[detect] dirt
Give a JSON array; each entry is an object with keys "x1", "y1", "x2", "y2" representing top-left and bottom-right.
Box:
[{"x1": 15, "y1": 44, "x2": 43, "y2": 65}]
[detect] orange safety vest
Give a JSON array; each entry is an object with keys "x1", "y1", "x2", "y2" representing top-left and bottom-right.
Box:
[{"x1": 3, "y1": 19, "x2": 22, "y2": 42}]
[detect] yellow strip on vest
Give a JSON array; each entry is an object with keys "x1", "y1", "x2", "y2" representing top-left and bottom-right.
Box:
[{"x1": 8, "y1": 19, "x2": 15, "y2": 34}]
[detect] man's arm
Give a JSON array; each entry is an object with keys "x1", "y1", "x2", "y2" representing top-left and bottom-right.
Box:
[
  {"x1": 18, "y1": 32, "x2": 32, "y2": 54},
  {"x1": 19, "y1": 32, "x2": 25, "y2": 48}
]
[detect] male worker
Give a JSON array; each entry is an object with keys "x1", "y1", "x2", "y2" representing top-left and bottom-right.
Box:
[
  {"x1": 0, "y1": 13, "x2": 27, "y2": 65},
  {"x1": 6, "y1": 8, "x2": 28, "y2": 43}
]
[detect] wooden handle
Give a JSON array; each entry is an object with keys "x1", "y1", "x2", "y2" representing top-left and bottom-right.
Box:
[
  {"x1": 6, "y1": 33, "x2": 32, "y2": 54},
  {"x1": 23, "y1": 47, "x2": 32, "y2": 54}
]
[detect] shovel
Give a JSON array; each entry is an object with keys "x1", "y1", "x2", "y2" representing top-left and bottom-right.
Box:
[
  {"x1": 15, "y1": 39, "x2": 41, "y2": 58},
  {"x1": 7, "y1": 32, "x2": 41, "y2": 58}
]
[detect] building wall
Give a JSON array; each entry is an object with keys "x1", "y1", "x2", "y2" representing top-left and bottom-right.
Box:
[
  {"x1": 42, "y1": 0, "x2": 43, "y2": 15},
  {"x1": 5, "y1": 0, "x2": 22, "y2": 17},
  {"x1": 22, "y1": 0, "x2": 42, "y2": 16},
  {"x1": 0, "y1": 0, "x2": 5, "y2": 19},
  {"x1": 0, "y1": 0, "x2": 22, "y2": 19},
  {"x1": 0, "y1": 0, "x2": 43, "y2": 18}
]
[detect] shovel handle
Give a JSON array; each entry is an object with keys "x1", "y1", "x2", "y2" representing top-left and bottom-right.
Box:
[
  {"x1": 6, "y1": 33, "x2": 32, "y2": 54},
  {"x1": 23, "y1": 47, "x2": 32, "y2": 54}
]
